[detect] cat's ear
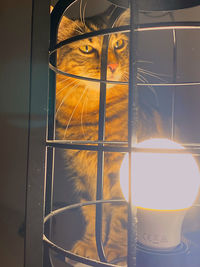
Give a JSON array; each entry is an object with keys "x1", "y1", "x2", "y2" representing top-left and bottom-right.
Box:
[
  {"x1": 57, "y1": 15, "x2": 77, "y2": 42},
  {"x1": 50, "y1": 5, "x2": 53, "y2": 13},
  {"x1": 114, "y1": 9, "x2": 130, "y2": 26}
]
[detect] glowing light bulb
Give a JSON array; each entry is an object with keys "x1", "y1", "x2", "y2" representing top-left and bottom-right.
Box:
[{"x1": 120, "y1": 138, "x2": 200, "y2": 249}]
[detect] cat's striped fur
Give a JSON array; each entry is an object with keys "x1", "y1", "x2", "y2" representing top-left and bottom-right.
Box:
[{"x1": 55, "y1": 8, "x2": 163, "y2": 263}]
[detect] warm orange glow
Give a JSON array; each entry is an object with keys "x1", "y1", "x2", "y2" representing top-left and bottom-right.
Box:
[{"x1": 120, "y1": 139, "x2": 200, "y2": 210}]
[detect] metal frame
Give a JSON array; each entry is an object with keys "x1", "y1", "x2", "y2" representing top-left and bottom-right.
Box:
[{"x1": 43, "y1": 0, "x2": 200, "y2": 266}]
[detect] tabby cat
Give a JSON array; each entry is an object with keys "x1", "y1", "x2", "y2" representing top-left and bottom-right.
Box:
[{"x1": 55, "y1": 7, "x2": 163, "y2": 264}]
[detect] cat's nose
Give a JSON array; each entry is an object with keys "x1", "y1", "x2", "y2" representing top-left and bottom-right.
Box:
[{"x1": 108, "y1": 63, "x2": 118, "y2": 73}]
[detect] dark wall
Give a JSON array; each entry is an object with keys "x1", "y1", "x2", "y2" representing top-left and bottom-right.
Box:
[
  {"x1": 0, "y1": 0, "x2": 32, "y2": 266},
  {"x1": 0, "y1": 0, "x2": 49, "y2": 266}
]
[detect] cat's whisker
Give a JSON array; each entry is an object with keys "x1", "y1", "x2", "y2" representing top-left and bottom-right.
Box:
[
  {"x1": 70, "y1": 20, "x2": 84, "y2": 34},
  {"x1": 82, "y1": 0, "x2": 88, "y2": 29},
  {"x1": 56, "y1": 79, "x2": 77, "y2": 95},
  {"x1": 80, "y1": 0, "x2": 83, "y2": 24},
  {"x1": 137, "y1": 60, "x2": 153, "y2": 64},
  {"x1": 138, "y1": 68, "x2": 162, "y2": 76},
  {"x1": 56, "y1": 77, "x2": 71, "y2": 85},
  {"x1": 137, "y1": 73, "x2": 159, "y2": 105},
  {"x1": 63, "y1": 86, "x2": 88, "y2": 139},
  {"x1": 137, "y1": 72, "x2": 152, "y2": 85},
  {"x1": 55, "y1": 82, "x2": 80, "y2": 118},
  {"x1": 138, "y1": 68, "x2": 168, "y2": 82},
  {"x1": 137, "y1": 74, "x2": 156, "y2": 98},
  {"x1": 81, "y1": 87, "x2": 89, "y2": 139},
  {"x1": 137, "y1": 74, "x2": 146, "y2": 84},
  {"x1": 75, "y1": 29, "x2": 85, "y2": 35},
  {"x1": 121, "y1": 72, "x2": 129, "y2": 82}
]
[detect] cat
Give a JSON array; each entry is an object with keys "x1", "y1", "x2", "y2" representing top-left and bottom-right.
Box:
[{"x1": 55, "y1": 7, "x2": 163, "y2": 264}]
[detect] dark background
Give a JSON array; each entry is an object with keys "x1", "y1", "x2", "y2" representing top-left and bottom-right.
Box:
[{"x1": 0, "y1": 0, "x2": 32, "y2": 266}]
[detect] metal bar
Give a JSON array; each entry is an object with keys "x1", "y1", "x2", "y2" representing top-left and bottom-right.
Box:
[
  {"x1": 49, "y1": 0, "x2": 78, "y2": 51},
  {"x1": 49, "y1": 63, "x2": 128, "y2": 84},
  {"x1": 46, "y1": 9, "x2": 57, "y2": 267},
  {"x1": 137, "y1": 22, "x2": 200, "y2": 31},
  {"x1": 49, "y1": 64, "x2": 200, "y2": 86},
  {"x1": 169, "y1": 12, "x2": 177, "y2": 140},
  {"x1": 46, "y1": 140, "x2": 128, "y2": 145},
  {"x1": 46, "y1": 141, "x2": 200, "y2": 155},
  {"x1": 46, "y1": 140, "x2": 200, "y2": 147},
  {"x1": 95, "y1": 6, "x2": 125, "y2": 262},
  {"x1": 96, "y1": 152, "x2": 107, "y2": 261},
  {"x1": 50, "y1": 26, "x2": 129, "y2": 53},
  {"x1": 43, "y1": 147, "x2": 55, "y2": 267},
  {"x1": 43, "y1": 2, "x2": 65, "y2": 266},
  {"x1": 95, "y1": 34, "x2": 109, "y2": 262},
  {"x1": 137, "y1": 82, "x2": 200, "y2": 86},
  {"x1": 44, "y1": 147, "x2": 55, "y2": 216},
  {"x1": 50, "y1": 21, "x2": 200, "y2": 53},
  {"x1": 43, "y1": 235, "x2": 121, "y2": 267},
  {"x1": 44, "y1": 199, "x2": 126, "y2": 223},
  {"x1": 127, "y1": 0, "x2": 139, "y2": 266}
]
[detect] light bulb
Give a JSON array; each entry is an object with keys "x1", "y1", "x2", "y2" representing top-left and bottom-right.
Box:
[{"x1": 120, "y1": 138, "x2": 200, "y2": 249}]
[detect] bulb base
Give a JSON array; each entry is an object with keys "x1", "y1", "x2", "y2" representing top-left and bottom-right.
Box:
[
  {"x1": 137, "y1": 241, "x2": 189, "y2": 267},
  {"x1": 137, "y1": 208, "x2": 186, "y2": 249}
]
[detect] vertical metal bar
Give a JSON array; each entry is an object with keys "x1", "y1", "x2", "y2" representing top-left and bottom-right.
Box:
[
  {"x1": 43, "y1": 6, "x2": 58, "y2": 267},
  {"x1": 169, "y1": 12, "x2": 177, "y2": 140},
  {"x1": 44, "y1": 2, "x2": 72, "y2": 265},
  {"x1": 128, "y1": 0, "x2": 139, "y2": 146},
  {"x1": 44, "y1": 2, "x2": 78, "y2": 265},
  {"x1": 95, "y1": 35, "x2": 109, "y2": 262},
  {"x1": 95, "y1": 7, "x2": 125, "y2": 261},
  {"x1": 44, "y1": 148, "x2": 55, "y2": 216},
  {"x1": 43, "y1": 147, "x2": 55, "y2": 267},
  {"x1": 127, "y1": 0, "x2": 139, "y2": 266},
  {"x1": 45, "y1": 63, "x2": 56, "y2": 267}
]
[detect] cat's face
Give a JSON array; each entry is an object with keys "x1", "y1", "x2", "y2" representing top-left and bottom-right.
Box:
[
  {"x1": 55, "y1": 14, "x2": 129, "y2": 138},
  {"x1": 57, "y1": 17, "x2": 129, "y2": 91},
  {"x1": 55, "y1": 12, "x2": 163, "y2": 142}
]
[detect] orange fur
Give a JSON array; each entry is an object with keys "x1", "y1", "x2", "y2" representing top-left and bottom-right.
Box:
[{"x1": 55, "y1": 11, "x2": 163, "y2": 263}]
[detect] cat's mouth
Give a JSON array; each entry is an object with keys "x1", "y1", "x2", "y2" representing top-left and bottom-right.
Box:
[
  {"x1": 107, "y1": 73, "x2": 122, "y2": 82},
  {"x1": 79, "y1": 71, "x2": 125, "y2": 90}
]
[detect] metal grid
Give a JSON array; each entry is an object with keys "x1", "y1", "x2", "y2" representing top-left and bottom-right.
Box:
[{"x1": 43, "y1": 0, "x2": 200, "y2": 266}]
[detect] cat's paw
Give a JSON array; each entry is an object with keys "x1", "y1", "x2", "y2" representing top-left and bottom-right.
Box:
[
  {"x1": 71, "y1": 239, "x2": 99, "y2": 260},
  {"x1": 105, "y1": 245, "x2": 127, "y2": 265}
]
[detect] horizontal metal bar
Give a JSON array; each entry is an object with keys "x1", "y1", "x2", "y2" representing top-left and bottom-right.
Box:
[
  {"x1": 43, "y1": 198, "x2": 199, "y2": 265},
  {"x1": 46, "y1": 141, "x2": 129, "y2": 152},
  {"x1": 137, "y1": 82, "x2": 200, "y2": 87},
  {"x1": 131, "y1": 147, "x2": 200, "y2": 155},
  {"x1": 44, "y1": 199, "x2": 200, "y2": 224},
  {"x1": 46, "y1": 140, "x2": 200, "y2": 155},
  {"x1": 138, "y1": 21, "x2": 200, "y2": 31},
  {"x1": 44, "y1": 199, "x2": 126, "y2": 223},
  {"x1": 50, "y1": 22, "x2": 200, "y2": 53},
  {"x1": 49, "y1": 63, "x2": 128, "y2": 84},
  {"x1": 49, "y1": 25, "x2": 129, "y2": 53},
  {"x1": 49, "y1": 64, "x2": 200, "y2": 86},
  {"x1": 46, "y1": 139, "x2": 128, "y2": 145},
  {"x1": 43, "y1": 235, "x2": 122, "y2": 267},
  {"x1": 47, "y1": 140, "x2": 200, "y2": 148}
]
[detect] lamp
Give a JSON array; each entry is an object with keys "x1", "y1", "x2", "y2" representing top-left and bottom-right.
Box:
[{"x1": 120, "y1": 138, "x2": 200, "y2": 249}]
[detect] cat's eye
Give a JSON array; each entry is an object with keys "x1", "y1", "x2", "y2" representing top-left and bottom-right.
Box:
[
  {"x1": 79, "y1": 45, "x2": 95, "y2": 54},
  {"x1": 114, "y1": 39, "x2": 125, "y2": 50}
]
